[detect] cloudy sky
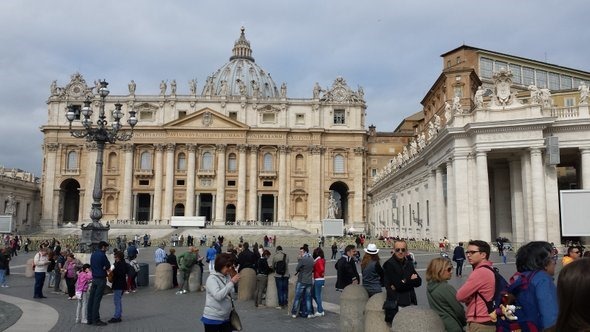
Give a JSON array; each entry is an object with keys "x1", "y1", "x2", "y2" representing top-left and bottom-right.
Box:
[{"x1": 1, "y1": 0, "x2": 588, "y2": 176}]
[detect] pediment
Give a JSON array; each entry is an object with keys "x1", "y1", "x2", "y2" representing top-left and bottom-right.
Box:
[{"x1": 165, "y1": 108, "x2": 249, "y2": 129}]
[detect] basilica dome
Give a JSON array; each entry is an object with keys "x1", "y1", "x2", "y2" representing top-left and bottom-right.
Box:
[{"x1": 202, "y1": 27, "x2": 280, "y2": 99}]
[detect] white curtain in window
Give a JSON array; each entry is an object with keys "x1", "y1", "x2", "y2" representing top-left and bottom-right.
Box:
[
  {"x1": 228, "y1": 153, "x2": 237, "y2": 171},
  {"x1": 177, "y1": 153, "x2": 186, "y2": 170},
  {"x1": 140, "y1": 151, "x2": 151, "y2": 170},
  {"x1": 67, "y1": 151, "x2": 77, "y2": 170},
  {"x1": 263, "y1": 153, "x2": 273, "y2": 171},
  {"x1": 202, "y1": 152, "x2": 213, "y2": 170},
  {"x1": 334, "y1": 154, "x2": 345, "y2": 173}
]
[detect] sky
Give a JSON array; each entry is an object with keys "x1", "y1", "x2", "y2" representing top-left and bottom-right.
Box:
[{"x1": 1, "y1": 0, "x2": 589, "y2": 177}]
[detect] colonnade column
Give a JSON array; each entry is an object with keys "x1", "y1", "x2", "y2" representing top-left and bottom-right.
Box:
[
  {"x1": 520, "y1": 153, "x2": 534, "y2": 241},
  {"x1": 509, "y1": 159, "x2": 525, "y2": 245},
  {"x1": 163, "y1": 143, "x2": 175, "y2": 221},
  {"x1": 214, "y1": 144, "x2": 226, "y2": 223},
  {"x1": 237, "y1": 144, "x2": 247, "y2": 222},
  {"x1": 42, "y1": 143, "x2": 59, "y2": 227},
  {"x1": 185, "y1": 144, "x2": 196, "y2": 216},
  {"x1": 435, "y1": 167, "x2": 446, "y2": 241},
  {"x1": 454, "y1": 154, "x2": 470, "y2": 241},
  {"x1": 476, "y1": 151, "x2": 491, "y2": 242},
  {"x1": 530, "y1": 147, "x2": 547, "y2": 240},
  {"x1": 153, "y1": 144, "x2": 164, "y2": 220},
  {"x1": 428, "y1": 170, "x2": 436, "y2": 240},
  {"x1": 581, "y1": 147, "x2": 590, "y2": 189},
  {"x1": 248, "y1": 145, "x2": 258, "y2": 221},
  {"x1": 119, "y1": 144, "x2": 134, "y2": 220},
  {"x1": 445, "y1": 158, "x2": 456, "y2": 242},
  {"x1": 83, "y1": 142, "x2": 98, "y2": 223},
  {"x1": 277, "y1": 145, "x2": 288, "y2": 223}
]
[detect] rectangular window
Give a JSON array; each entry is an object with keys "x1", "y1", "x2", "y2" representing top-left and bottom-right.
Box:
[
  {"x1": 140, "y1": 110, "x2": 154, "y2": 121},
  {"x1": 178, "y1": 111, "x2": 187, "y2": 119},
  {"x1": 480, "y1": 57, "x2": 493, "y2": 79},
  {"x1": 371, "y1": 168, "x2": 377, "y2": 177},
  {"x1": 139, "y1": 180, "x2": 149, "y2": 186},
  {"x1": 334, "y1": 109, "x2": 345, "y2": 124},
  {"x1": 262, "y1": 113, "x2": 275, "y2": 123},
  {"x1": 229, "y1": 112, "x2": 237, "y2": 120},
  {"x1": 453, "y1": 86, "x2": 463, "y2": 98},
  {"x1": 70, "y1": 105, "x2": 81, "y2": 120},
  {"x1": 536, "y1": 70, "x2": 547, "y2": 88},
  {"x1": 509, "y1": 64, "x2": 522, "y2": 84},
  {"x1": 296, "y1": 113, "x2": 305, "y2": 125},
  {"x1": 263, "y1": 181, "x2": 273, "y2": 187},
  {"x1": 548, "y1": 72, "x2": 560, "y2": 90},
  {"x1": 565, "y1": 98, "x2": 575, "y2": 107},
  {"x1": 573, "y1": 78, "x2": 583, "y2": 90},
  {"x1": 523, "y1": 67, "x2": 535, "y2": 85},
  {"x1": 494, "y1": 61, "x2": 508, "y2": 72},
  {"x1": 561, "y1": 75, "x2": 572, "y2": 90},
  {"x1": 227, "y1": 180, "x2": 236, "y2": 186},
  {"x1": 176, "y1": 179, "x2": 185, "y2": 186}
]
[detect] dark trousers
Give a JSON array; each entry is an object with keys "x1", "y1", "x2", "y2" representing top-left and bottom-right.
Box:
[
  {"x1": 66, "y1": 276, "x2": 76, "y2": 297},
  {"x1": 455, "y1": 259, "x2": 464, "y2": 276},
  {"x1": 275, "y1": 276, "x2": 289, "y2": 306},
  {"x1": 87, "y1": 277, "x2": 107, "y2": 323},
  {"x1": 203, "y1": 321, "x2": 232, "y2": 332},
  {"x1": 172, "y1": 267, "x2": 178, "y2": 287},
  {"x1": 34, "y1": 272, "x2": 46, "y2": 297}
]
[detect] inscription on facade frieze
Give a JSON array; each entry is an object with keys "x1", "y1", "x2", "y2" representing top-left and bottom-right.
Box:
[
  {"x1": 249, "y1": 133, "x2": 285, "y2": 139},
  {"x1": 166, "y1": 132, "x2": 245, "y2": 139},
  {"x1": 288, "y1": 134, "x2": 310, "y2": 141},
  {"x1": 476, "y1": 130, "x2": 540, "y2": 143}
]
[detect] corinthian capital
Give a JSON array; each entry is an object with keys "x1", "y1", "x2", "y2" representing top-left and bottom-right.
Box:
[{"x1": 45, "y1": 143, "x2": 60, "y2": 152}]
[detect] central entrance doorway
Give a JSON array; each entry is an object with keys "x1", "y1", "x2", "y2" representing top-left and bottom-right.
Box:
[
  {"x1": 260, "y1": 194, "x2": 275, "y2": 222},
  {"x1": 199, "y1": 193, "x2": 213, "y2": 221},
  {"x1": 136, "y1": 193, "x2": 151, "y2": 221}
]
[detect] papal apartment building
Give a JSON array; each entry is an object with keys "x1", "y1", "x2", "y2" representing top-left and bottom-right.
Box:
[{"x1": 40, "y1": 28, "x2": 367, "y2": 233}]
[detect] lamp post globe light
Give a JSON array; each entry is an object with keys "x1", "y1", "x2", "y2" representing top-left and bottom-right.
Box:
[{"x1": 66, "y1": 79, "x2": 138, "y2": 251}]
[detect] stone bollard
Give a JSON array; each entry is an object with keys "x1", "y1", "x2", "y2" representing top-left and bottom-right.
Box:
[
  {"x1": 340, "y1": 284, "x2": 369, "y2": 332},
  {"x1": 25, "y1": 258, "x2": 34, "y2": 277},
  {"x1": 237, "y1": 268, "x2": 256, "y2": 301},
  {"x1": 265, "y1": 273, "x2": 278, "y2": 307},
  {"x1": 155, "y1": 263, "x2": 173, "y2": 290},
  {"x1": 390, "y1": 306, "x2": 445, "y2": 332},
  {"x1": 188, "y1": 264, "x2": 204, "y2": 292},
  {"x1": 364, "y1": 292, "x2": 389, "y2": 332}
]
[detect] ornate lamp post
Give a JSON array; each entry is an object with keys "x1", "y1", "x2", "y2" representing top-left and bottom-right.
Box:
[{"x1": 66, "y1": 80, "x2": 138, "y2": 251}]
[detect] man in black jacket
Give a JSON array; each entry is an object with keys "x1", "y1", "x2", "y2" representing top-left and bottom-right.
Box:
[
  {"x1": 237, "y1": 242, "x2": 257, "y2": 272},
  {"x1": 335, "y1": 245, "x2": 359, "y2": 291},
  {"x1": 383, "y1": 240, "x2": 422, "y2": 323}
]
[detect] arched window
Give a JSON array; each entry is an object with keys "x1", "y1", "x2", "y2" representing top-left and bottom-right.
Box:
[
  {"x1": 177, "y1": 152, "x2": 186, "y2": 170},
  {"x1": 66, "y1": 151, "x2": 77, "y2": 170},
  {"x1": 333, "y1": 154, "x2": 345, "y2": 174},
  {"x1": 140, "y1": 151, "x2": 152, "y2": 170},
  {"x1": 174, "y1": 203, "x2": 185, "y2": 216},
  {"x1": 263, "y1": 153, "x2": 273, "y2": 171},
  {"x1": 107, "y1": 152, "x2": 118, "y2": 170},
  {"x1": 228, "y1": 153, "x2": 237, "y2": 172},
  {"x1": 202, "y1": 152, "x2": 213, "y2": 170},
  {"x1": 295, "y1": 154, "x2": 304, "y2": 171}
]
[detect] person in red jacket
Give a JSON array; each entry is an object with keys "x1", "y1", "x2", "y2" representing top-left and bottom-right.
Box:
[
  {"x1": 456, "y1": 240, "x2": 495, "y2": 331},
  {"x1": 311, "y1": 247, "x2": 326, "y2": 317}
]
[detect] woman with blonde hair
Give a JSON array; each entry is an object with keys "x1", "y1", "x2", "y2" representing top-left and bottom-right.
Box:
[
  {"x1": 361, "y1": 244, "x2": 383, "y2": 297},
  {"x1": 426, "y1": 257, "x2": 466, "y2": 332}
]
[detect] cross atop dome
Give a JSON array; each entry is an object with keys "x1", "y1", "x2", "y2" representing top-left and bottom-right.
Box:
[{"x1": 230, "y1": 26, "x2": 254, "y2": 62}]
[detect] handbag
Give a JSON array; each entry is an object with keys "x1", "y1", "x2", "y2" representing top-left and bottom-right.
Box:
[
  {"x1": 229, "y1": 298, "x2": 242, "y2": 331},
  {"x1": 107, "y1": 270, "x2": 114, "y2": 283},
  {"x1": 383, "y1": 295, "x2": 399, "y2": 323}
]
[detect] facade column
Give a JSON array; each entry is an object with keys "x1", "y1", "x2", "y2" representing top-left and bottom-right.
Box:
[
  {"x1": 277, "y1": 145, "x2": 288, "y2": 223},
  {"x1": 581, "y1": 148, "x2": 590, "y2": 188},
  {"x1": 509, "y1": 159, "x2": 525, "y2": 245},
  {"x1": 236, "y1": 144, "x2": 247, "y2": 222},
  {"x1": 153, "y1": 144, "x2": 164, "y2": 221},
  {"x1": 41, "y1": 143, "x2": 59, "y2": 228},
  {"x1": 257, "y1": 194, "x2": 262, "y2": 221},
  {"x1": 476, "y1": 151, "x2": 492, "y2": 242},
  {"x1": 185, "y1": 144, "x2": 196, "y2": 216},
  {"x1": 248, "y1": 145, "x2": 258, "y2": 221},
  {"x1": 82, "y1": 142, "x2": 98, "y2": 224},
  {"x1": 195, "y1": 193, "x2": 200, "y2": 217},
  {"x1": 520, "y1": 152, "x2": 534, "y2": 241},
  {"x1": 214, "y1": 144, "x2": 226, "y2": 223},
  {"x1": 163, "y1": 144, "x2": 175, "y2": 220},
  {"x1": 353, "y1": 147, "x2": 365, "y2": 225},
  {"x1": 435, "y1": 166, "x2": 446, "y2": 241},
  {"x1": 119, "y1": 144, "x2": 134, "y2": 220},
  {"x1": 530, "y1": 148, "x2": 547, "y2": 240},
  {"x1": 445, "y1": 158, "x2": 456, "y2": 242},
  {"x1": 309, "y1": 145, "x2": 322, "y2": 223},
  {"x1": 545, "y1": 163, "x2": 560, "y2": 244}
]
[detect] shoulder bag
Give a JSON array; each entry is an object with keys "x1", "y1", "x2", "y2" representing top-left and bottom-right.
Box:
[{"x1": 229, "y1": 297, "x2": 242, "y2": 331}]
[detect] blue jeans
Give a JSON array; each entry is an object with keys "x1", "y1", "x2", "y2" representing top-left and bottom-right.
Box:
[
  {"x1": 87, "y1": 277, "x2": 107, "y2": 323},
  {"x1": 275, "y1": 276, "x2": 289, "y2": 306},
  {"x1": 291, "y1": 282, "x2": 312, "y2": 317},
  {"x1": 0, "y1": 269, "x2": 6, "y2": 286},
  {"x1": 34, "y1": 272, "x2": 46, "y2": 297},
  {"x1": 113, "y1": 289, "x2": 123, "y2": 319},
  {"x1": 312, "y1": 279, "x2": 324, "y2": 313}
]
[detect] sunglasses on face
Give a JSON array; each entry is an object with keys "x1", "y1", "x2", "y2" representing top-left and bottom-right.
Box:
[{"x1": 394, "y1": 248, "x2": 407, "y2": 253}]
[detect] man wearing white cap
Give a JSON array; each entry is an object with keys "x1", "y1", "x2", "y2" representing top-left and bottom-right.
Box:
[{"x1": 361, "y1": 243, "x2": 384, "y2": 297}]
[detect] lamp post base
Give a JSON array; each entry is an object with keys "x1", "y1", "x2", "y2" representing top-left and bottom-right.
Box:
[{"x1": 80, "y1": 223, "x2": 110, "y2": 253}]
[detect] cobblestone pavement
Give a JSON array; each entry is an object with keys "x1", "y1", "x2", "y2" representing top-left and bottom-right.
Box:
[{"x1": 0, "y1": 242, "x2": 524, "y2": 331}]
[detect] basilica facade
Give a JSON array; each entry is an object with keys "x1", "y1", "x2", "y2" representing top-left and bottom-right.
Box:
[{"x1": 40, "y1": 28, "x2": 367, "y2": 233}]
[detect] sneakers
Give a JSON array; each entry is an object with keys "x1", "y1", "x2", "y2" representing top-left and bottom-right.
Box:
[
  {"x1": 314, "y1": 311, "x2": 325, "y2": 317},
  {"x1": 108, "y1": 317, "x2": 122, "y2": 323},
  {"x1": 291, "y1": 314, "x2": 297, "y2": 318},
  {"x1": 176, "y1": 289, "x2": 188, "y2": 295},
  {"x1": 1, "y1": 285, "x2": 9, "y2": 288},
  {"x1": 275, "y1": 306, "x2": 282, "y2": 309}
]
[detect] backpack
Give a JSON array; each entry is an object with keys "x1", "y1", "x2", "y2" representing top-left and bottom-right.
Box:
[
  {"x1": 256, "y1": 257, "x2": 270, "y2": 275},
  {"x1": 274, "y1": 253, "x2": 287, "y2": 275},
  {"x1": 126, "y1": 262, "x2": 137, "y2": 278},
  {"x1": 494, "y1": 271, "x2": 542, "y2": 332},
  {"x1": 476, "y1": 265, "x2": 509, "y2": 317}
]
